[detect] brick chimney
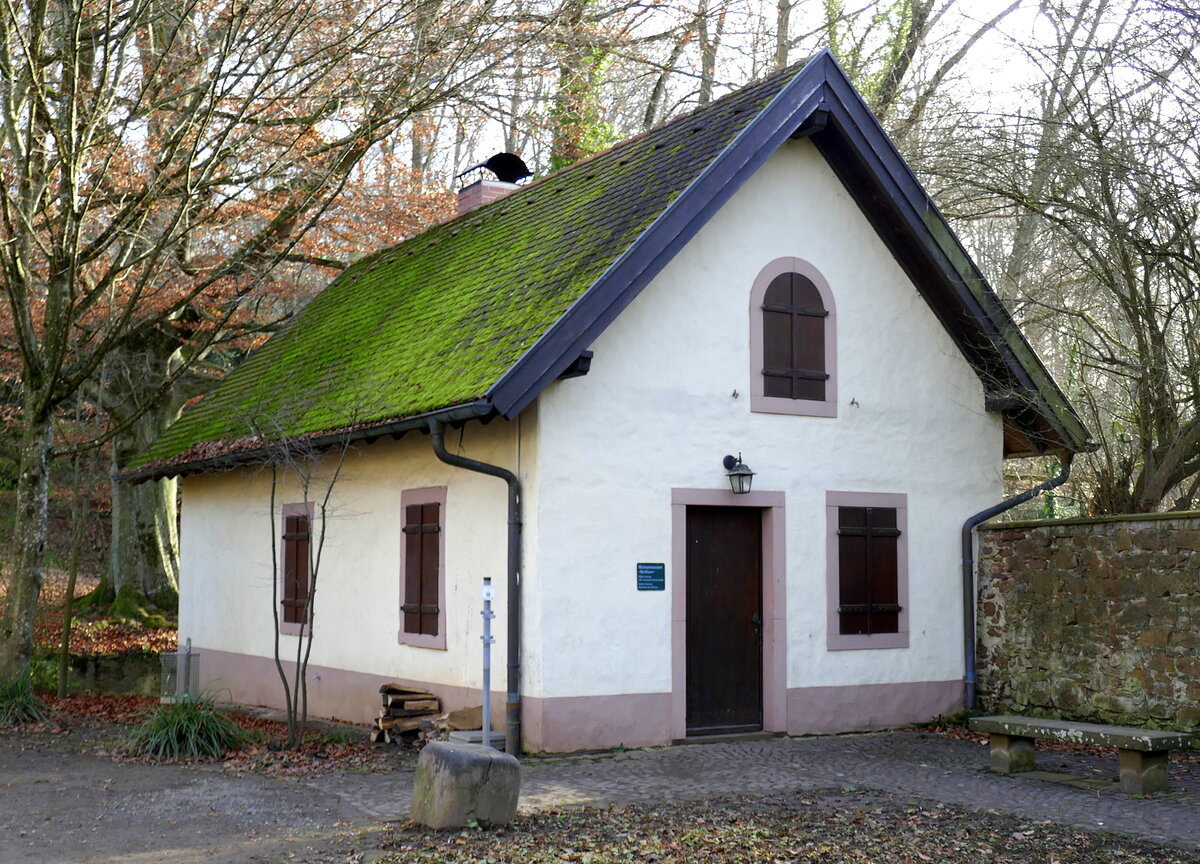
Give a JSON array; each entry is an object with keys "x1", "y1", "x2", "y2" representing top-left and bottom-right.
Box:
[{"x1": 457, "y1": 179, "x2": 520, "y2": 216}]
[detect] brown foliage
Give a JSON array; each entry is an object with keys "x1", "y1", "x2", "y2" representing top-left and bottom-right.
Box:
[{"x1": 30, "y1": 575, "x2": 176, "y2": 656}]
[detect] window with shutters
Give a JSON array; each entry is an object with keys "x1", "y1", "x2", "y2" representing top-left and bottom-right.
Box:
[
  {"x1": 749, "y1": 257, "x2": 837, "y2": 417},
  {"x1": 398, "y1": 487, "x2": 447, "y2": 649},
  {"x1": 825, "y1": 491, "x2": 908, "y2": 650},
  {"x1": 279, "y1": 502, "x2": 313, "y2": 636}
]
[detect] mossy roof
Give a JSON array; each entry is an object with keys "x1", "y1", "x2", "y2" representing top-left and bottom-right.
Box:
[
  {"x1": 130, "y1": 64, "x2": 804, "y2": 475},
  {"x1": 127, "y1": 51, "x2": 1091, "y2": 480}
]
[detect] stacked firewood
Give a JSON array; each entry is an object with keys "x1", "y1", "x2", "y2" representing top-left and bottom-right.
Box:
[
  {"x1": 369, "y1": 684, "x2": 442, "y2": 744},
  {"x1": 417, "y1": 705, "x2": 483, "y2": 746}
]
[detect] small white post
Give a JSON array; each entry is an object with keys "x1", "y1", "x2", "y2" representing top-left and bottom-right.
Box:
[{"x1": 481, "y1": 577, "x2": 496, "y2": 748}]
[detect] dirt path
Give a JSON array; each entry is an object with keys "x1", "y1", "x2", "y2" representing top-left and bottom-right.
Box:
[
  {"x1": 0, "y1": 733, "x2": 378, "y2": 864},
  {"x1": 3, "y1": 726, "x2": 1197, "y2": 863}
]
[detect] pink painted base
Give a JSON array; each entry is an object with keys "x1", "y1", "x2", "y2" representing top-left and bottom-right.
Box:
[
  {"x1": 197, "y1": 647, "x2": 502, "y2": 726},
  {"x1": 198, "y1": 648, "x2": 961, "y2": 751},
  {"x1": 786, "y1": 679, "x2": 962, "y2": 735},
  {"x1": 523, "y1": 693, "x2": 673, "y2": 753}
]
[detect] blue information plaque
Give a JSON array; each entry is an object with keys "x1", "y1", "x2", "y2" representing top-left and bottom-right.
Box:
[{"x1": 637, "y1": 562, "x2": 665, "y2": 591}]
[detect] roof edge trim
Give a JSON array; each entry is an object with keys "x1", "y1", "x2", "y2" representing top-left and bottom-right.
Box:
[
  {"x1": 813, "y1": 68, "x2": 1092, "y2": 452},
  {"x1": 118, "y1": 400, "x2": 495, "y2": 485}
]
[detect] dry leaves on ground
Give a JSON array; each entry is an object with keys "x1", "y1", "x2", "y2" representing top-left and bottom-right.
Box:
[
  {"x1": 29, "y1": 575, "x2": 177, "y2": 655},
  {"x1": 379, "y1": 792, "x2": 1193, "y2": 864},
  {"x1": 28, "y1": 691, "x2": 405, "y2": 774},
  {"x1": 43, "y1": 693, "x2": 160, "y2": 725}
]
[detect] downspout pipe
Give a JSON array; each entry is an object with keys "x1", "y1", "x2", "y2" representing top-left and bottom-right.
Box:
[
  {"x1": 962, "y1": 454, "x2": 1073, "y2": 710},
  {"x1": 428, "y1": 419, "x2": 523, "y2": 756}
]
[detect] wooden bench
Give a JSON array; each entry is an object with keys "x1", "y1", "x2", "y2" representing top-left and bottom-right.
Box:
[{"x1": 968, "y1": 714, "x2": 1194, "y2": 795}]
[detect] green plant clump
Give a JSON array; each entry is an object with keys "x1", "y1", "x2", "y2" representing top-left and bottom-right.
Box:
[
  {"x1": 125, "y1": 696, "x2": 250, "y2": 760},
  {"x1": 28, "y1": 656, "x2": 59, "y2": 693},
  {"x1": 0, "y1": 677, "x2": 48, "y2": 726}
]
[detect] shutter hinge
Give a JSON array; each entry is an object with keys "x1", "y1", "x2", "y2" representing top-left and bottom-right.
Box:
[
  {"x1": 837, "y1": 603, "x2": 902, "y2": 614},
  {"x1": 401, "y1": 603, "x2": 440, "y2": 614}
]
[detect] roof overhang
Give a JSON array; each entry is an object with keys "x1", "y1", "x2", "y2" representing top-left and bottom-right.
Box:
[{"x1": 118, "y1": 400, "x2": 496, "y2": 484}]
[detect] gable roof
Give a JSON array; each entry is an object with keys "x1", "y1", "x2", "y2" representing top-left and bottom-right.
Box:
[{"x1": 124, "y1": 51, "x2": 1091, "y2": 482}]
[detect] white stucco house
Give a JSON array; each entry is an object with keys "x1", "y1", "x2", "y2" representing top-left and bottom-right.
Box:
[{"x1": 125, "y1": 52, "x2": 1091, "y2": 753}]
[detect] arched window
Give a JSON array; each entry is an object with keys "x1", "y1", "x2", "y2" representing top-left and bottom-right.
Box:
[
  {"x1": 762, "y1": 272, "x2": 827, "y2": 401},
  {"x1": 750, "y1": 258, "x2": 836, "y2": 417}
]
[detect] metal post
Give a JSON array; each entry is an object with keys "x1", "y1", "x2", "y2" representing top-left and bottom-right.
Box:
[{"x1": 481, "y1": 577, "x2": 496, "y2": 748}]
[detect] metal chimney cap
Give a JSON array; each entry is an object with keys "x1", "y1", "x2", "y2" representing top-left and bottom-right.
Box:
[{"x1": 456, "y1": 152, "x2": 532, "y2": 185}]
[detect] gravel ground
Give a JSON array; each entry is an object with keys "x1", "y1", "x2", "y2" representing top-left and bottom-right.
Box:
[{"x1": 0, "y1": 729, "x2": 371, "y2": 863}]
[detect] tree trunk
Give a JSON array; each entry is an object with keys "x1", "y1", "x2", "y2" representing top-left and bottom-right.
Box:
[
  {"x1": 697, "y1": 0, "x2": 727, "y2": 106},
  {"x1": 550, "y1": 0, "x2": 613, "y2": 171},
  {"x1": 107, "y1": 409, "x2": 184, "y2": 614},
  {"x1": 108, "y1": 470, "x2": 180, "y2": 612},
  {"x1": 0, "y1": 410, "x2": 52, "y2": 680},
  {"x1": 102, "y1": 340, "x2": 196, "y2": 616},
  {"x1": 775, "y1": 0, "x2": 792, "y2": 70}
]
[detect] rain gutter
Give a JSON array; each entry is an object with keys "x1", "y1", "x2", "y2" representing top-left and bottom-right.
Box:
[
  {"x1": 961, "y1": 455, "x2": 1073, "y2": 709},
  {"x1": 428, "y1": 418, "x2": 522, "y2": 756}
]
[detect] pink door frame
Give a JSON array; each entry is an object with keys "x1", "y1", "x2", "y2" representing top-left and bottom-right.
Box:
[{"x1": 670, "y1": 488, "x2": 787, "y2": 739}]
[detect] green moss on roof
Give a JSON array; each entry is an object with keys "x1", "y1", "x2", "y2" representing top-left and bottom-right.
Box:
[{"x1": 133, "y1": 66, "x2": 801, "y2": 471}]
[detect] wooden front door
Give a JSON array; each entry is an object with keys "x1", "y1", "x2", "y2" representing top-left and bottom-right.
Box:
[{"x1": 686, "y1": 506, "x2": 763, "y2": 735}]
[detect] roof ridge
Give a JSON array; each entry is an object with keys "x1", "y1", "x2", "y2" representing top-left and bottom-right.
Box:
[
  {"x1": 518, "y1": 59, "x2": 811, "y2": 188},
  {"x1": 344, "y1": 62, "x2": 813, "y2": 276}
]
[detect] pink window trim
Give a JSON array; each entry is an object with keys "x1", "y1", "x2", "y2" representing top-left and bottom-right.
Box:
[
  {"x1": 279, "y1": 501, "x2": 313, "y2": 637},
  {"x1": 749, "y1": 256, "x2": 837, "y2": 417},
  {"x1": 669, "y1": 488, "x2": 787, "y2": 740},
  {"x1": 397, "y1": 486, "x2": 448, "y2": 650},
  {"x1": 825, "y1": 490, "x2": 909, "y2": 650}
]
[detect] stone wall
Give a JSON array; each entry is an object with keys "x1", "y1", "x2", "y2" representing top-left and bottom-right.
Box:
[{"x1": 977, "y1": 512, "x2": 1200, "y2": 732}]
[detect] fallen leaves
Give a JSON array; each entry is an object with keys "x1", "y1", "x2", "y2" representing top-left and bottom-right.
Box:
[
  {"x1": 30, "y1": 574, "x2": 177, "y2": 656},
  {"x1": 374, "y1": 792, "x2": 1194, "y2": 864},
  {"x1": 222, "y1": 737, "x2": 403, "y2": 776},
  {"x1": 22, "y1": 690, "x2": 407, "y2": 776},
  {"x1": 43, "y1": 693, "x2": 160, "y2": 725}
]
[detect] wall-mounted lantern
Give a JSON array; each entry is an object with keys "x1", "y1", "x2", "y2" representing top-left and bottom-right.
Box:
[{"x1": 723, "y1": 453, "x2": 755, "y2": 495}]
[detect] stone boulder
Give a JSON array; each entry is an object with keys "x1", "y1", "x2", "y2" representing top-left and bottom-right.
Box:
[{"x1": 410, "y1": 741, "x2": 520, "y2": 829}]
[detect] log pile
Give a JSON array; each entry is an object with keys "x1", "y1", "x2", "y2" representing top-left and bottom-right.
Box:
[
  {"x1": 369, "y1": 684, "x2": 442, "y2": 744},
  {"x1": 417, "y1": 705, "x2": 483, "y2": 746}
]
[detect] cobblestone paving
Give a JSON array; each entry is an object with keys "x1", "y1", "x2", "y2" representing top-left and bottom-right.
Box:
[{"x1": 316, "y1": 732, "x2": 1200, "y2": 850}]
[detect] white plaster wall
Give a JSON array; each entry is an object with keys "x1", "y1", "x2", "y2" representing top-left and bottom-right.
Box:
[
  {"x1": 178, "y1": 413, "x2": 541, "y2": 702},
  {"x1": 532, "y1": 137, "x2": 1003, "y2": 699}
]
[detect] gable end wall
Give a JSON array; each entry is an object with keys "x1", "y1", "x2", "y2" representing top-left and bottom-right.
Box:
[{"x1": 528, "y1": 138, "x2": 1004, "y2": 746}]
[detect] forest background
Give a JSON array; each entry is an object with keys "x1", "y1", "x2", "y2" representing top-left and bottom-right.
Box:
[{"x1": 1, "y1": 0, "x2": 1198, "y2": 682}]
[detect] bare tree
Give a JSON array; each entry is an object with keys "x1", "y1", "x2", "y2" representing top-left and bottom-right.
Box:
[
  {"x1": 943, "y1": 0, "x2": 1200, "y2": 512},
  {"x1": 0, "y1": 0, "x2": 510, "y2": 679},
  {"x1": 264, "y1": 434, "x2": 351, "y2": 748}
]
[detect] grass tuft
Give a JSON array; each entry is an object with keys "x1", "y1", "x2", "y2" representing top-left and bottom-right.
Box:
[
  {"x1": 125, "y1": 695, "x2": 250, "y2": 760},
  {"x1": 0, "y1": 677, "x2": 48, "y2": 726}
]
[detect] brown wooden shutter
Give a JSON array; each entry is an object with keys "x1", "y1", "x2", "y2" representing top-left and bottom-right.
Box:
[
  {"x1": 402, "y1": 502, "x2": 441, "y2": 636},
  {"x1": 837, "y1": 506, "x2": 900, "y2": 635},
  {"x1": 281, "y1": 513, "x2": 310, "y2": 625},
  {"x1": 761, "y1": 272, "x2": 828, "y2": 400}
]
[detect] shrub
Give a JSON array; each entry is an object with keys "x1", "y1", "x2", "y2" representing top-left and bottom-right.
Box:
[
  {"x1": 0, "y1": 677, "x2": 48, "y2": 726},
  {"x1": 28, "y1": 656, "x2": 59, "y2": 693},
  {"x1": 125, "y1": 696, "x2": 250, "y2": 760}
]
